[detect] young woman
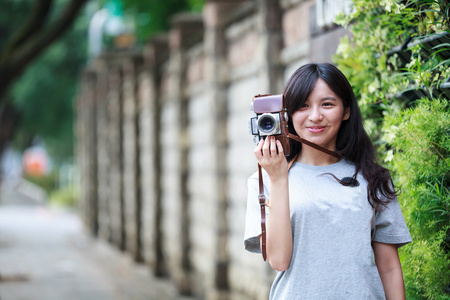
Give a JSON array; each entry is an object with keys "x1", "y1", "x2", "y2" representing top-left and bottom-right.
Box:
[{"x1": 244, "y1": 63, "x2": 411, "y2": 299}]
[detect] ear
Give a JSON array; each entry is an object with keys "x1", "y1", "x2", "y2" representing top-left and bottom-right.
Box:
[{"x1": 343, "y1": 107, "x2": 350, "y2": 121}]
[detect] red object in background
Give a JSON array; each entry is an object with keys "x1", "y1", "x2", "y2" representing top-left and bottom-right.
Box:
[{"x1": 22, "y1": 148, "x2": 49, "y2": 177}]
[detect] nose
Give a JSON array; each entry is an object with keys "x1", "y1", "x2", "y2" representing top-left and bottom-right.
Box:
[{"x1": 308, "y1": 106, "x2": 323, "y2": 122}]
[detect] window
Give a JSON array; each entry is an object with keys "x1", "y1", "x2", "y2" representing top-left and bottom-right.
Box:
[{"x1": 316, "y1": 0, "x2": 352, "y2": 28}]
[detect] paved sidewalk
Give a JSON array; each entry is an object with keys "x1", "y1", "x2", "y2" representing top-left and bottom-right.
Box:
[{"x1": 0, "y1": 198, "x2": 192, "y2": 299}]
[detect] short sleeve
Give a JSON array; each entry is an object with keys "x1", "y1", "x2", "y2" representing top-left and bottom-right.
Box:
[
  {"x1": 244, "y1": 174, "x2": 269, "y2": 253},
  {"x1": 372, "y1": 198, "x2": 412, "y2": 247}
]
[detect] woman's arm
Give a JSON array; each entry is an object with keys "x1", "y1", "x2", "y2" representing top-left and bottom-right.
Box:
[
  {"x1": 372, "y1": 241, "x2": 406, "y2": 300},
  {"x1": 254, "y1": 136, "x2": 292, "y2": 271}
]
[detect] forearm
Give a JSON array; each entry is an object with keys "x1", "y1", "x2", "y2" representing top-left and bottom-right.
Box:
[
  {"x1": 378, "y1": 266, "x2": 406, "y2": 300},
  {"x1": 373, "y1": 242, "x2": 406, "y2": 300},
  {"x1": 265, "y1": 176, "x2": 292, "y2": 271}
]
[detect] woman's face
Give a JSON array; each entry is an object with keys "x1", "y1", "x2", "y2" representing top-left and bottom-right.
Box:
[{"x1": 291, "y1": 78, "x2": 350, "y2": 151}]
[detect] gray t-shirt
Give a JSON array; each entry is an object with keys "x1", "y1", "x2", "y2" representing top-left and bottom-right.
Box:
[{"x1": 244, "y1": 159, "x2": 412, "y2": 299}]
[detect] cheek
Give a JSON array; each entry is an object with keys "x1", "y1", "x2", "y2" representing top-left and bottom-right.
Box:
[
  {"x1": 325, "y1": 106, "x2": 346, "y2": 125},
  {"x1": 291, "y1": 112, "x2": 302, "y2": 123},
  {"x1": 291, "y1": 112, "x2": 304, "y2": 131},
  {"x1": 291, "y1": 113, "x2": 299, "y2": 126}
]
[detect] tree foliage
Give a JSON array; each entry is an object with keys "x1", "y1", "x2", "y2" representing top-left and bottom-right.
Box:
[
  {"x1": 0, "y1": 0, "x2": 87, "y2": 100},
  {"x1": 0, "y1": 0, "x2": 204, "y2": 153},
  {"x1": 334, "y1": 0, "x2": 450, "y2": 298},
  {"x1": 0, "y1": 0, "x2": 89, "y2": 166},
  {"x1": 10, "y1": 11, "x2": 88, "y2": 160},
  {"x1": 121, "y1": 0, "x2": 204, "y2": 43}
]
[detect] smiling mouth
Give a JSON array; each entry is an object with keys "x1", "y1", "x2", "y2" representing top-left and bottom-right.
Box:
[{"x1": 307, "y1": 126, "x2": 326, "y2": 133}]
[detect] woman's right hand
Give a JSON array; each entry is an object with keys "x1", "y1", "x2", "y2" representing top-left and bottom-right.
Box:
[{"x1": 254, "y1": 136, "x2": 288, "y2": 181}]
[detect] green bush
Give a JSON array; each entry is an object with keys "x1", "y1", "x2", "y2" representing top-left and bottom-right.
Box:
[
  {"x1": 48, "y1": 186, "x2": 78, "y2": 207},
  {"x1": 334, "y1": 0, "x2": 450, "y2": 298},
  {"x1": 384, "y1": 99, "x2": 450, "y2": 299},
  {"x1": 23, "y1": 169, "x2": 78, "y2": 208},
  {"x1": 23, "y1": 171, "x2": 58, "y2": 194}
]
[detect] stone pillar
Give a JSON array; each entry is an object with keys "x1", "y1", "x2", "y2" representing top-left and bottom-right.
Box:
[
  {"x1": 224, "y1": 0, "x2": 284, "y2": 299},
  {"x1": 77, "y1": 70, "x2": 99, "y2": 236},
  {"x1": 106, "y1": 64, "x2": 126, "y2": 250},
  {"x1": 122, "y1": 53, "x2": 144, "y2": 262},
  {"x1": 160, "y1": 13, "x2": 203, "y2": 296},
  {"x1": 140, "y1": 35, "x2": 169, "y2": 276},
  {"x1": 257, "y1": 0, "x2": 284, "y2": 92},
  {"x1": 75, "y1": 71, "x2": 89, "y2": 231},
  {"x1": 75, "y1": 74, "x2": 85, "y2": 229},
  {"x1": 94, "y1": 60, "x2": 112, "y2": 242},
  {"x1": 201, "y1": 1, "x2": 243, "y2": 299}
]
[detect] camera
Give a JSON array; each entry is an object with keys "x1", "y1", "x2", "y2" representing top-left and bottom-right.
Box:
[{"x1": 248, "y1": 94, "x2": 290, "y2": 156}]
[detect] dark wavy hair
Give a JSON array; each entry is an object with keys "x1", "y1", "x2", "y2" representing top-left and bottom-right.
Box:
[{"x1": 283, "y1": 63, "x2": 396, "y2": 208}]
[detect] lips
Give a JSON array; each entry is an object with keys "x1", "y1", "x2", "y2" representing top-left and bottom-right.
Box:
[{"x1": 307, "y1": 126, "x2": 326, "y2": 133}]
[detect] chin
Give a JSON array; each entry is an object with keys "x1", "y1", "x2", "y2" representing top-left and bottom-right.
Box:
[{"x1": 307, "y1": 138, "x2": 335, "y2": 149}]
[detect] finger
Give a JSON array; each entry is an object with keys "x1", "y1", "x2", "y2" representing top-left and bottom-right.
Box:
[
  {"x1": 256, "y1": 138, "x2": 264, "y2": 150},
  {"x1": 254, "y1": 139, "x2": 264, "y2": 160},
  {"x1": 270, "y1": 136, "x2": 277, "y2": 155},
  {"x1": 262, "y1": 137, "x2": 271, "y2": 156},
  {"x1": 276, "y1": 139, "x2": 284, "y2": 156}
]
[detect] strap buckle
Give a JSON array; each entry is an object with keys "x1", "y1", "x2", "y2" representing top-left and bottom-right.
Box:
[{"x1": 258, "y1": 194, "x2": 266, "y2": 205}]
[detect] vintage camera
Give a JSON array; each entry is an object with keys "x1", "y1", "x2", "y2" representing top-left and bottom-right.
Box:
[{"x1": 248, "y1": 94, "x2": 290, "y2": 156}]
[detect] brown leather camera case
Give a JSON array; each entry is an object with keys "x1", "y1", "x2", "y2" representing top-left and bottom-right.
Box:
[{"x1": 253, "y1": 94, "x2": 290, "y2": 156}]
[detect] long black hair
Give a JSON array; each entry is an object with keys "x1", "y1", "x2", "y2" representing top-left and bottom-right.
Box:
[{"x1": 284, "y1": 63, "x2": 395, "y2": 208}]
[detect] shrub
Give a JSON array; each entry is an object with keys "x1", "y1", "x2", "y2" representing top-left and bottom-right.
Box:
[
  {"x1": 384, "y1": 99, "x2": 450, "y2": 299},
  {"x1": 49, "y1": 186, "x2": 78, "y2": 207},
  {"x1": 23, "y1": 171, "x2": 58, "y2": 195}
]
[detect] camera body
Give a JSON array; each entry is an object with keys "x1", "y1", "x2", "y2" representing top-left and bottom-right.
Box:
[{"x1": 248, "y1": 94, "x2": 290, "y2": 156}]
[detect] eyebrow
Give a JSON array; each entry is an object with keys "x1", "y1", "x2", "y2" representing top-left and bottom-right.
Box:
[{"x1": 321, "y1": 96, "x2": 338, "y2": 101}]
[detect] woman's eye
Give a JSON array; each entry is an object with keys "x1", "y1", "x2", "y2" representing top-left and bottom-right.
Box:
[{"x1": 322, "y1": 102, "x2": 333, "y2": 107}]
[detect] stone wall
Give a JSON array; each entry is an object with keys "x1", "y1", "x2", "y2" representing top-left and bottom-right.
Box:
[{"x1": 76, "y1": 0, "x2": 348, "y2": 299}]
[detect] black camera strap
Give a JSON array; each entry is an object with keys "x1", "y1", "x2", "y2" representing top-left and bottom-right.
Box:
[{"x1": 257, "y1": 135, "x2": 341, "y2": 261}]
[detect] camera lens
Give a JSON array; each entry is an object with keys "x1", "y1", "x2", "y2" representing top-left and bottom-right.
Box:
[{"x1": 258, "y1": 115, "x2": 275, "y2": 133}]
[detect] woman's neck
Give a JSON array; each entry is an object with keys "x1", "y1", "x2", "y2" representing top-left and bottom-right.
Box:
[{"x1": 296, "y1": 145, "x2": 340, "y2": 166}]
